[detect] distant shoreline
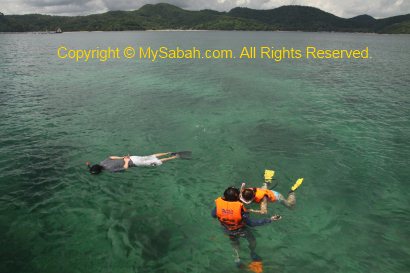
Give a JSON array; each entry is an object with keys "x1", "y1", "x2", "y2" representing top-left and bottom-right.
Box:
[
  {"x1": 0, "y1": 30, "x2": 406, "y2": 35},
  {"x1": 1, "y1": 4, "x2": 409, "y2": 34}
]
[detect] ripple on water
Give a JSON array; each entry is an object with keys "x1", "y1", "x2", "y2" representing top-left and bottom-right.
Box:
[{"x1": 0, "y1": 32, "x2": 409, "y2": 273}]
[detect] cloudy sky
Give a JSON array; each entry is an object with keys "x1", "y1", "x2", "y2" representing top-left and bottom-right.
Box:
[{"x1": 1, "y1": 0, "x2": 409, "y2": 18}]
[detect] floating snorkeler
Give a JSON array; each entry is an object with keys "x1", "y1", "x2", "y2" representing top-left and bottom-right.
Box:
[
  {"x1": 239, "y1": 170, "x2": 304, "y2": 214},
  {"x1": 86, "y1": 151, "x2": 192, "y2": 174},
  {"x1": 212, "y1": 187, "x2": 281, "y2": 268}
]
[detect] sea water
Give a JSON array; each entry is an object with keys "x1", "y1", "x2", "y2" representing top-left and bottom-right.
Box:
[{"x1": 0, "y1": 31, "x2": 409, "y2": 273}]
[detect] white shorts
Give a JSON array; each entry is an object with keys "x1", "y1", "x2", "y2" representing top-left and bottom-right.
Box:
[{"x1": 130, "y1": 155, "x2": 163, "y2": 167}]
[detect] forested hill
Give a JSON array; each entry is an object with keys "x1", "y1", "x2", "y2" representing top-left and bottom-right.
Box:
[{"x1": 0, "y1": 3, "x2": 409, "y2": 33}]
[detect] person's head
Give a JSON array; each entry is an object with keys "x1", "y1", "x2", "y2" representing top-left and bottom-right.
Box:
[
  {"x1": 223, "y1": 187, "x2": 240, "y2": 201},
  {"x1": 240, "y1": 188, "x2": 256, "y2": 204},
  {"x1": 86, "y1": 162, "x2": 103, "y2": 175}
]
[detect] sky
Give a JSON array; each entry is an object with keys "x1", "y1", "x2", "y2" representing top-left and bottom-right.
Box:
[{"x1": 0, "y1": 0, "x2": 409, "y2": 18}]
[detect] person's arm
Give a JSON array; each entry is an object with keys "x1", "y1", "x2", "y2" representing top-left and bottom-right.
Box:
[
  {"x1": 259, "y1": 183, "x2": 269, "y2": 214},
  {"x1": 109, "y1": 156, "x2": 124, "y2": 160},
  {"x1": 248, "y1": 196, "x2": 268, "y2": 214},
  {"x1": 211, "y1": 207, "x2": 217, "y2": 218},
  {"x1": 123, "y1": 156, "x2": 130, "y2": 170},
  {"x1": 242, "y1": 211, "x2": 281, "y2": 227},
  {"x1": 110, "y1": 154, "x2": 130, "y2": 160},
  {"x1": 259, "y1": 197, "x2": 268, "y2": 214}
]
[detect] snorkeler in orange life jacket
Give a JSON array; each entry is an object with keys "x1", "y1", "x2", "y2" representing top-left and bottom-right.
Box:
[
  {"x1": 239, "y1": 177, "x2": 304, "y2": 212},
  {"x1": 212, "y1": 187, "x2": 281, "y2": 267}
]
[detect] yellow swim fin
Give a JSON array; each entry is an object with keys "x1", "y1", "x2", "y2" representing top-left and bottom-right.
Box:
[
  {"x1": 264, "y1": 169, "x2": 275, "y2": 183},
  {"x1": 291, "y1": 178, "x2": 304, "y2": 192}
]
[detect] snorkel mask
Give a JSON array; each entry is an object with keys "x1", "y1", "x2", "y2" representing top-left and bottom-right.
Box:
[{"x1": 239, "y1": 182, "x2": 254, "y2": 204}]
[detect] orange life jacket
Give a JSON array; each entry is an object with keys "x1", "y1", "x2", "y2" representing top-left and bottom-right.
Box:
[
  {"x1": 215, "y1": 197, "x2": 245, "y2": 230},
  {"x1": 253, "y1": 188, "x2": 277, "y2": 203}
]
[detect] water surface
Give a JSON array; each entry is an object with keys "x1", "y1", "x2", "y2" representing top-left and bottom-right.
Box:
[{"x1": 0, "y1": 31, "x2": 409, "y2": 273}]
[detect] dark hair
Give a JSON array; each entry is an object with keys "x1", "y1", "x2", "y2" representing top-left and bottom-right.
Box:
[
  {"x1": 89, "y1": 164, "x2": 103, "y2": 175},
  {"x1": 223, "y1": 187, "x2": 240, "y2": 201},
  {"x1": 242, "y1": 188, "x2": 255, "y2": 202}
]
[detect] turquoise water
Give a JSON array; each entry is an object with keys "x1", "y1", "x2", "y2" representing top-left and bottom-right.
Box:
[{"x1": 0, "y1": 31, "x2": 409, "y2": 273}]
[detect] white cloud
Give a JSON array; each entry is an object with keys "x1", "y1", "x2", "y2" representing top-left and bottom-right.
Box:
[{"x1": 0, "y1": 0, "x2": 409, "y2": 18}]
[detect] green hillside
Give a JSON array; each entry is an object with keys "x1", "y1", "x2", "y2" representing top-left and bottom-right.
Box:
[
  {"x1": 378, "y1": 20, "x2": 410, "y2": 34},
  {"x1": 0, "y1": 3, "x2": 409, "y2": 33}
]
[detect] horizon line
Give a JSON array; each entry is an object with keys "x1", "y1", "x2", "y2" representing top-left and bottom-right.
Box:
[{"x1": 1, "y1": 3, "x2": 409, "y2": 20}]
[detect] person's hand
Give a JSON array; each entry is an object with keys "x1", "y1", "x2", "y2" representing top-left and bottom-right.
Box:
[
  {"x1": 270, "y1": 215, "x2": 282, "y2": 221},
  {"x1": 124, "y1": 156, "x2": 130, "y2": 163}
]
